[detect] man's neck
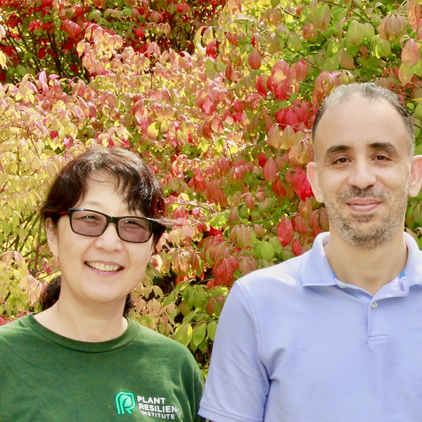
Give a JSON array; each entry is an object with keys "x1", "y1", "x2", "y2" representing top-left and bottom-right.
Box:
[{"x1": 324, "y1": 229, "x2": 408, "y2": 296}]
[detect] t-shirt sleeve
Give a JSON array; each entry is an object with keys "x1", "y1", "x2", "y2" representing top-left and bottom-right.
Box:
[
  {"x1": 192, "y1": 361, "x2": 207, "y2": 422},
  {"x1": 180, "y1": 345, "x2": 207, "y2": 422},
  {"x1": 199, "y1": 282, "x2": 269, "y2": 422}
]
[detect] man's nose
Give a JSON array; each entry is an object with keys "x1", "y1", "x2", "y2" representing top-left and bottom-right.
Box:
[{"x1": 348, "y1": 160, "x2": 376, "y2": 189}]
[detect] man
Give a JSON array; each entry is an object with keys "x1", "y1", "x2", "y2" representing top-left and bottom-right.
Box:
[{"x1": 198, "y1": 83, "x2": 422, "y2": 422}]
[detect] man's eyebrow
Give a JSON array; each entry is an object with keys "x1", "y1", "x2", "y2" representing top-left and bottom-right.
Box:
[
  {"x1": 323, "y1": 142, "x2": 400, "y2": 162},
  {"x1": 368, "y1": 142, "x2": 399, "y2": 155},
  {"x1": 324, "y1": 145, "x2": 351, "y2": 161}
]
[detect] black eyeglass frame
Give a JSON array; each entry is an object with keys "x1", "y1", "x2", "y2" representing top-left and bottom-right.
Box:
[{"x1": 58, "y1": 208, "x2": 161, "y2": 243}]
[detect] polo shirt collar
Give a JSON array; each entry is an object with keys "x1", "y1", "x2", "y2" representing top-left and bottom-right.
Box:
[
  {"x1": 299, "y1": 231, "x2": 422, "y2": 288},
  {"x1": 300, "y1": 232, "x2": 335, "y2": 287},
  {"x1": 403, "y1": 231, "x2": 422, "y2": 287}
]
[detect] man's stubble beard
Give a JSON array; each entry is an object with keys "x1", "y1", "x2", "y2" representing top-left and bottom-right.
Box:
[{"x1": 323, "y1": 180, "x2": 409, "y2": 250}]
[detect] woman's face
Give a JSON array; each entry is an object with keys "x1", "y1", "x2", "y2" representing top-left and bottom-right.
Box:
[{"x1": 46, "y1": 171, "x2": 154, "y2": 312}]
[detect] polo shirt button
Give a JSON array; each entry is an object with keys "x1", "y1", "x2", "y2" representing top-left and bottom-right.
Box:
[{"x1": 371, "y1": 302, "x2": 378, "y2": 309}]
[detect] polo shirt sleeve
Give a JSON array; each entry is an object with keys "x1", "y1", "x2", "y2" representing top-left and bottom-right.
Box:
[{"x1": 199, "y1": 282, "x2": 268, "y2": 422}]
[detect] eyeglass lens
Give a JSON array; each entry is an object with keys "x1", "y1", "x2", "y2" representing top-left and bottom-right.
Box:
[{"x1": 70, "y1": 209, "x2": 153, "y2": 243}]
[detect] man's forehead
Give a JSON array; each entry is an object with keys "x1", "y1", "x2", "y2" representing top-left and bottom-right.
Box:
[
  {"x1": 313, "y1": 94, "x2": 410, "y2": 160},
  {"x1": 315, "y1": 94, "x2": 402, "y2": 135}
]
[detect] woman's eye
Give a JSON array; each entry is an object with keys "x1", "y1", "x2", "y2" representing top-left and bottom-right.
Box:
[
  {"x1": 122, "y1": 219, "x2": 149, "y2": 230},
  {"x1": 76, "y1": 214, "x2": 101, "y2": 223},
  {"x1": 83, "y1": 215, "x2": 98, "y2": 220}
]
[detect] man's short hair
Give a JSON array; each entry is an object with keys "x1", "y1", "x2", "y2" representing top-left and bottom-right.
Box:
[{"x1": 312, "y1": 82, "x2": 415, "y2": 159}]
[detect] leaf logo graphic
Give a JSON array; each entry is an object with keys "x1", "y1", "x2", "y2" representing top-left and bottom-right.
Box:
[{"x1": 116, "y1": 392, "x2": 136, "y2": 415}]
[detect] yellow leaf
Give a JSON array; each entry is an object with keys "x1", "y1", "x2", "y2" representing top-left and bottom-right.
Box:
[{"x1": 0, "y1": 51, "x2": 7, "y2": 69}]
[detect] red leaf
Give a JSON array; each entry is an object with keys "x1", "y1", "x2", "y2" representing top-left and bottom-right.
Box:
[
  {"x1": 233, "y1": 99, "x2": 244, "y2": 113},
  {"x1": 258, "y1": 153, "x2": 267, "y2": 168},
  {"x1": 263, "y1": 157, "x2": 277, "y2": 182},
  {"x1": 314, "y1": 71, "x2": 340, "y2": 95},
  {"x1": 239, "y1": 257, "x2": 258, "y2": 276},
  {"x1": 398, "y1": 63, "x2": 413, "y2": 86},
  {"x1": 206, "y1": 39, "x2": 217, "y2": 59},
  {"x1": 402, "y1": 39, "x2": 419, "y2": 67},
  {"x1": 293, "y1": 215, "x2": 308, "y2": 234},
  {"x1": 292, "y1": 168, "x2": 313, "y2": 200},
  {"x1": 298, "y1": 199, "x2": 312, "y2": 219},
  {"x1": 271, "y1": 59, "x2": 290, "y2": 84},
  {"x1": 193, "y1": 168, "x2": 207, "y2": 191},
  {"x1": 302, "y1": 22, "x2": 318, "y2": 42},
  {"x1": 319, "y1": 208, "x2": 329, "y2": 231},
  {"x1": 292, "y1": 238, "x2": 303, "y2": 256},
  {"x1": 277, "y1": 217, "x2": 294, "y2": 247},
  {"x1": 409, "y1": 0, "x2": 422, "y2": 32},
  {"x1": 227, "y1": 33, "x2": 239, "y2": 46},
  {"x1": 272, "y1": 177, "x2": 286, "y2": 198},
  {"x1": 245, "y1": 193, "x2": 255, "y2": 210},
  {"x1": 256, "y1": 74, "x2": 267, "y2": 96},
  {"x1": 292, "y1": 60, "x2": 308, "y2": 80},
  {"x1": 201, "y1": 95, "x2": 216, "y2": 115},
  {"x1": 248, "y1": 49, "x2": 262, "y2": 70},
  {"x1": 228, "y1": 207, "x2": 240, "y2": 224},
  {"x1": 233, "y1": 225, "x2": 251, "y2": 249},
  {"x1": 266, "y1": 75, "x2": 277, "y2": 92},
  {"x1": 214, "y1": 257, "x2": 239, "y2": 286}
]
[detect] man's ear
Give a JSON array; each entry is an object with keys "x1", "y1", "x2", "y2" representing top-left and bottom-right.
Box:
[
  {"x1": 45, "y1": 218, "x2": 59, "y2": 258},
  {"x1": 409, "y1": 155, "x2": 422, "y2": 198},
  {"x1": 307, "y1": 161, "x2": 324, "y2": 203}
]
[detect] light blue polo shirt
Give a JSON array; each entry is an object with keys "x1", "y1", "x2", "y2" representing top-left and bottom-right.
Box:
[{"x1": 199, "y1": 232, "x2": 422, "y2": 422}]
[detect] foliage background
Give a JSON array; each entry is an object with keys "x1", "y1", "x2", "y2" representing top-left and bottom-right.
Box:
[{"x1": 2, "y1": 0, "x2": 422, "y2": 373}]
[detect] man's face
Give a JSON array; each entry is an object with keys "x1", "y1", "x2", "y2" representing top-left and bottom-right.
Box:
[{"x1": 307, "y1": 94, "x2": 421, "y2": 249}]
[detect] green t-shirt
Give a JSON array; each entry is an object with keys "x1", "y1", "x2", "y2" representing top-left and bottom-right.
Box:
[{"x1": 0, "y1": 315, "x2": 205, "y2": 422}]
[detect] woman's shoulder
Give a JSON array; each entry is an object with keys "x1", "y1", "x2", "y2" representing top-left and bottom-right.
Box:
[
  {"x1": 129, "y1": 320, "x2": 197, "y2": 363},
  {"x1": 0, "y1": 314, "x2": 32, "y2": 336}
]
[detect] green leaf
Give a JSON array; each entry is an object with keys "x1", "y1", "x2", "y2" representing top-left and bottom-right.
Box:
[
  {"x1": 174, "y1": 323, "x2": 193, "y2": 346},
  {"x1": 192, "y1": 323, "x2": 207, "y2": 348},
  {"x1": 205, "y1": 59, "x2": 218, "y2": 80},
  {"x1": 209, "y1": 211, "x2": 229, "y2": 228},
  {"x1": 346, "y1": 20, "x2": 364, "y2": 46},
  {"x1": 207, "y1": 321, "x2": 218, "y2": 341}
]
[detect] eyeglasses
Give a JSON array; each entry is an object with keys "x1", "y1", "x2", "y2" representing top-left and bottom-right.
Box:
[{"x1": 58, "y1": 208, "x2": 159, "y2": 243}]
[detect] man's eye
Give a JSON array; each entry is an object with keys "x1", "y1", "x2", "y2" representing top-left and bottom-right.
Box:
[
  {"x1": 333, "y1": 157, "x2": 348, "y2": 164},
  {"x1": 375, "y1": 155, "x2": 389, "y2": 161}
]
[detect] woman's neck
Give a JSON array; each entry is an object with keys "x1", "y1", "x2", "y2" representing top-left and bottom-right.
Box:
[{"x1": 34, "y1": 300, "x2": 128, "y2": 342}]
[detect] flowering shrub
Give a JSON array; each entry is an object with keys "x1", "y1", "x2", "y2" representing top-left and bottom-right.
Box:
[
  {"x1": 0, "y1": 0, "x2": 226, "y2": 82},
  {"x1": 2, "y1": 0, "x2": 422, "y2": 372}
]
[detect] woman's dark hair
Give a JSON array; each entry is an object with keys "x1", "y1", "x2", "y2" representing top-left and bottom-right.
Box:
[{"x1": 39, "y1": 147, "x2": 171, "y2": 314}]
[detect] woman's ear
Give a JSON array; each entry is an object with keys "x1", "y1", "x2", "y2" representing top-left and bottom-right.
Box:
[{"x1": 45, "y1": 218, "x2": 59, "y2": 258}]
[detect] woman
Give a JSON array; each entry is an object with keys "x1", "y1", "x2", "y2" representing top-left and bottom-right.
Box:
[{"x1": 0, "y1": 148, "x2": 205, "y2": 422}]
